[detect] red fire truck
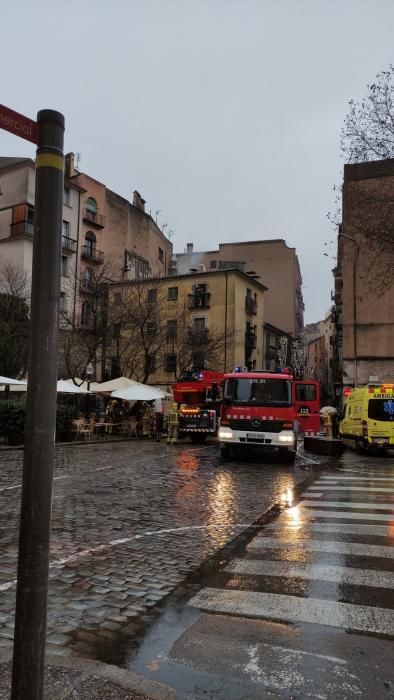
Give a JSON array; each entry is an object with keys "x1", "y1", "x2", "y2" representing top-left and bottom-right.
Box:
[
  {"x1": 172, "y1": 369, "x2": 225, "y2": 443},
  {"x1": 218, "y1": 370, "x2": 320, "y2": 461}
]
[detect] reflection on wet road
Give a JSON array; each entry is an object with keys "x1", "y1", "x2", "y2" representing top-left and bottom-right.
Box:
[{"x1": 0, "y1": 441, "x2": 312, "y2": 657}]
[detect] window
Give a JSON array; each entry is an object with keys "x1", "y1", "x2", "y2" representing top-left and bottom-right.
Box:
[
  {"x1": 62, "y1": 221, "x2": 70, "y2": 239},
  {"x1": 165, "y1": 354, "x2": 177, "y2": 373},
  {"x1": 81, "y1": 301, "x2": 92, "y2": 326},
  {"x1": 210, "y1": 260, "x2": 217, "y2": 269},
  {"x1": 63, "y1": 188, "x2": 71, "y2": 206},
  {"x1": 295, "y1": 384, "x2": 317, "y2": 402},
  {"x1": 59, "y1": 292, "x2": 66, "y2": 313},
  {"x1": 85, "y1": 231, "x2": 96, "y2": 254},
  {"x1": 158, "y1": 247, "x2": 164, "y2": 263},
  {"x1": 166, "y1": 319, "x2": 177, "y2": 343},
  {"x1": 147, "y1": 321, "x2": 157, "y2": 337},
  {"x1": 61, "y1": 256, "x2": 68, "y2": 277},
  {"x1": 224, "y1": 377, "x2": 292, "y2": 406},
  {"x1": 193, "y1": 317, "x2": 206, "y2": 331},
  {"x1": 86, "y1": 197, "x2": 97, "y2": 214},
  {"x1": 147, "y1": 354, "x2": 156, "y2": 373},
  {"x1": 167, "y1": 287, "x2": 178, "y2": 301},
  {"x1": 368, "y1": 399, "x2": 394, "y2": 422},
  {"x1": 148, "y1": 288, "x2": 157, "y2": 303}
]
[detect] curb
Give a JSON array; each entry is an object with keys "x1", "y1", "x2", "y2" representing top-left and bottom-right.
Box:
[{"x1": 0, "y1": 650, "x2": 176, "y2": 699}]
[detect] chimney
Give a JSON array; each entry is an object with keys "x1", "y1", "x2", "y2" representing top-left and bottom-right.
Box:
[
  {"x1": 64, "y1": 152, "x2": 76, "y2": 178},
  {"x1": 186, "y1": 243, "x2": 194, "y2": 253},
  {"x1": 133, "y1": 190, "x2": 146, "y2": 212}
]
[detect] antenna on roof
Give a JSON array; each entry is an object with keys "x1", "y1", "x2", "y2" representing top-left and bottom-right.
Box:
[
  {"x1": 155, "y1": 209, "x2": 162, "y2": 224},
  {"x1": 75, "y1": 152, "x2": 81, "y2": 169}
]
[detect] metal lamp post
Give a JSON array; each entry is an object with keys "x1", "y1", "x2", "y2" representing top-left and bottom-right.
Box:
[{"x1": 86, "y1": 362, "x2": 94, "y2": 415}]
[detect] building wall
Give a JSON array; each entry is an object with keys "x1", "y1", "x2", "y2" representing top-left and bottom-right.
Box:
[
  {"x1": 340, "y1": 159, "x2": 394, "y2": 386},
  {"x1": 110, "y1": 269, "x2": 265, "y2": 385},
  {"x1": 307, "y1": 336, "x2": 326, "y2": 386},
  {"x1": 173, "y1": 239, "x2": 303, "y2": 337}
]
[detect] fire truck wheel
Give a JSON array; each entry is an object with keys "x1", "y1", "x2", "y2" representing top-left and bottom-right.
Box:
[
  {"x1": 190, "y1": 434, "x2": 207, "y2": 444},
  {"x1": 220, "y1": 446, "x2": 231, "y2": 459}
]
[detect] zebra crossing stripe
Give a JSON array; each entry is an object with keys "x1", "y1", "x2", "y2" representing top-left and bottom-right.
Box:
[
  {"x1": 307, "y1": 486, "x2": 394, "y2": 493},
  {"x1": 265, "y1": 523, "x2": 393, "y2": 537},
  {"x1": 247, "y1": 537, "x2": 394, "y2": 558},
  {"x1": 301, "y1": 500, "x2": 394, "y2": 511},
  {"x1": 225, "y1": 559, "x2": 394, "y2": 589},
  {"x1": 188, "y1": 588, "x2": 394, "y2": 636},
  {"x1": 318, "y1": 476, "x2": 394, "y2": 482},
  {"x1": 279, "y1": 509, "x2": 394, "y2": 522}
]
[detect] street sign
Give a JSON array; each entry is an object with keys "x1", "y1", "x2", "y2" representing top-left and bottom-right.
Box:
[{"x1": 0, "y1": 104, "x2": 38, "y2": 144}]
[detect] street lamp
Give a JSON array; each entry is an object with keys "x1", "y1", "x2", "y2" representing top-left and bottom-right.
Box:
[
  {"x1": 86, "y1": 362, "x2": 94, "y2": 416},
  {"x1": 338, "y1": 230, "x2": 358, "y2": 386}
]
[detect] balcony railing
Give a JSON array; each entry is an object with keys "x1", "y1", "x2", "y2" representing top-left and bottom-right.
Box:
[
  {"x1": 245, "y1": 332, "x2": 257, "y2": 350},
  {"x1": 187, "y1": 292, "x2": 211, "y2": 309},
  {"x1": 83, "y1": 208, "x2": 105, "y2": 227},
  {"x1": 166, "y1": 332, "x2": 177, "y2": 344},
  {"x1": 10, "y1": 221, "x2": 34, "y2": 237},
  {"x1": 61, "y1": 236, "x2": 77, "y2": 253},
  {"x1": 188, "y1": 328, "x2": 209, "y2": 345},
  {"x1": 81, "y1": 245, "x2": 104, "y2": 264},
  {"x1": 245, "y1": 297, "x2": 257, "y2": 314},
  {"x1": 79, "y1": 281, "x2": 95, "y2": 294}
]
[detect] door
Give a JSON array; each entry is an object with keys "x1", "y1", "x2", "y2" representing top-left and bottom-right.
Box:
[{"x1": 293, "y1": 380, "x2": 321, "y2": 434}]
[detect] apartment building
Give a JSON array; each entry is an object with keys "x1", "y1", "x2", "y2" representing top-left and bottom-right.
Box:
[
  {"x1": 172, "y1": 239, "x2": 304, "y2": 337},
  {"x1": 0, "y1": 157, "x2": 83, "y2": 319},
  {"x1": 334, "y1": 158, "x2": 394, "y2": 390},
  {"x1": 109, "y1": 268, "x2": 266, "y2": 385}
]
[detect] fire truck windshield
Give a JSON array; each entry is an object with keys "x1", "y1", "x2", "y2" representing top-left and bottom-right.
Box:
[{"x1": 224, "y1": 377, "x2": 292, "y2": 406}]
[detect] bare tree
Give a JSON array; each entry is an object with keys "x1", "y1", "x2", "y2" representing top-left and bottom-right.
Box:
[
  {"x1": 108, "y1": 280, "x2": 236, "y2": 383},
  {"x1": 341, "y1": 65, "x2": 394, "y2": 163},
  {"x1": 58, "y1": 260, "x2": 122, "y2": 383},
  {"x1": 0, "y1": 263, "x2": 30, "y2": 378}
]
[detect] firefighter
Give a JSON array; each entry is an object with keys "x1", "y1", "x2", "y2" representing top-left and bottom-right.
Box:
[{"x1": 167, "y1": 402, "x2": 179, "y2": 444}]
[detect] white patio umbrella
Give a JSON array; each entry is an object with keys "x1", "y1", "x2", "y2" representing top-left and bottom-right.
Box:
[
  {"x1": 64, "y1": 378, "x2": 100, "y2": 392},
  {"x1": 0, "y1": 375, "x2": 27, "y2": 386},
  {"x1": 111, "y1": 385, "x2": 169, "y2": 401},
  {"x1": 93, "y1": 376, "x2": 141, "y2": 393},
  {"x1": 57, "y1": 380, "x2": 90, "y2": 394}
]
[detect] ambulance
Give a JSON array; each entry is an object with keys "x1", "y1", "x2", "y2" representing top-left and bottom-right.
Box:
[{"x1": 339, "y1": 382, "x2": 394, "y2": 453}]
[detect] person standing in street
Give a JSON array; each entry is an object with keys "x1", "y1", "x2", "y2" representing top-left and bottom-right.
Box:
[
  {"x1": 167, "y1": 402, "x2": 179, "y2": 444},
  {"x1": 154, "y1": 398, "x2": 164, "y2": 442}
]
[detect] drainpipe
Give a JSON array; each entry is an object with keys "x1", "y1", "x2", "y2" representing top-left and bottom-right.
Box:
[
  {"x1": 224, "y1": 272, "x2": 228, "y2": 372},
  {"x1": 73, "y1": 188, "x2": 81, "y2": 325}
]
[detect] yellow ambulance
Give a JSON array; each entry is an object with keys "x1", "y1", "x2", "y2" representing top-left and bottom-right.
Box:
[{"x1": 339, "y1": 383, "x2": 394, "y2": 453}]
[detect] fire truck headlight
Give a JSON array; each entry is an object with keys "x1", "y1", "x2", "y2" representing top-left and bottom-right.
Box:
[
  {"x1": 218, "y1": 427, "x2": 234, "y2": 440},
  {"x1": 278, "y1": 434, "x2": 294, "y2": 443}
]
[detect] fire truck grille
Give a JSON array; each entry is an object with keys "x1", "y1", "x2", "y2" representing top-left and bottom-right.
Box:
[{"x1": 229, "y1": 419, "x2": 284, "y2": 433}]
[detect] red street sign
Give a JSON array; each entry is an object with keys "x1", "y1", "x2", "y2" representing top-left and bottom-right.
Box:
[{"x1": 0, "y1": 104, "x2": 38, "y2": 144}]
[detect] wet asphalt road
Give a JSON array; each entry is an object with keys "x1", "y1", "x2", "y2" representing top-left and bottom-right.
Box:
[
  {"x1": 134, "y1": 449, "x2": 394, "y2": 700},
  {"x1": 0, "y1": 439, "x2": 316, "y2": 658}
]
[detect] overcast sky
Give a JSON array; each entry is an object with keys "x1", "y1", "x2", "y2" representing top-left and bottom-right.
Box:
[{"x1": 1, "y1": 0, "x2": 393, "y2": 322}]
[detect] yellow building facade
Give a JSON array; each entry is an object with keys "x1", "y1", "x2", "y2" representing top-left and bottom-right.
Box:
[{"x1": 109, "y1": 269, "x2": 266, "y2": 386}]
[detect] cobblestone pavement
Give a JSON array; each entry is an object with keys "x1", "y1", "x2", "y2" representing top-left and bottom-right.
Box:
[{"x1": 0, "y1": 441, "x2": 315, "y2": 658}]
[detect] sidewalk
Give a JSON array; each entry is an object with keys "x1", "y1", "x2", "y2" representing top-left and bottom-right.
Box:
[{"x1": 0, "y1": 651, "x2": 176, "y2": 700}]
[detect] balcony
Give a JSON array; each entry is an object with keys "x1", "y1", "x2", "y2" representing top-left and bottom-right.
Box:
[
  {"x1": 61, "y1": 236, "x2": 77, "y2": 254},
  {"x1": 79, "y1": 281, "x2": 95, "y2": 294},
  {"x1": 83, "y1": 208, "x2": 105, "y2": 228},
  {"x1": 187, "y1": 292, "x2": 211, "y2": 309},
  {"x1": 331, "y1": 290, "x2": 342, "y2": 306},
  {"x1": 166, "y1": 332, "x2": 177, "y2": 345},
  {"x1": 245, "y1": 296, "x2": 257, "y2": 314},
  {"x1": 81, "y1": 245, "x2": 104, "y2": 264},
  {"x1": 10, "y1": 220, "x2": 34, "y2": 237},
  {"x1": 188, "y1": 328, "x2": 209, "y2": 345},
  {"x1": 245, "y1": 331, "x2": 257, "y2": 350}
]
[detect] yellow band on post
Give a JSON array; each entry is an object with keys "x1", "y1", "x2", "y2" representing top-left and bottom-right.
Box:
[{"x1": 36, "y1": 153, "x2": 64, "y2": 171}]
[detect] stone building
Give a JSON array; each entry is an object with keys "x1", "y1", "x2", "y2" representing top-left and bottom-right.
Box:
[
  {"x1": 109, "y1": 269, "x2": 266, "y2": 386},
  {"x1": 171, "y1": 239, "x2": 304, "y2": 337},
  {"x1": 334, "y1": 158, "x2": 394, "y2": 391}
]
